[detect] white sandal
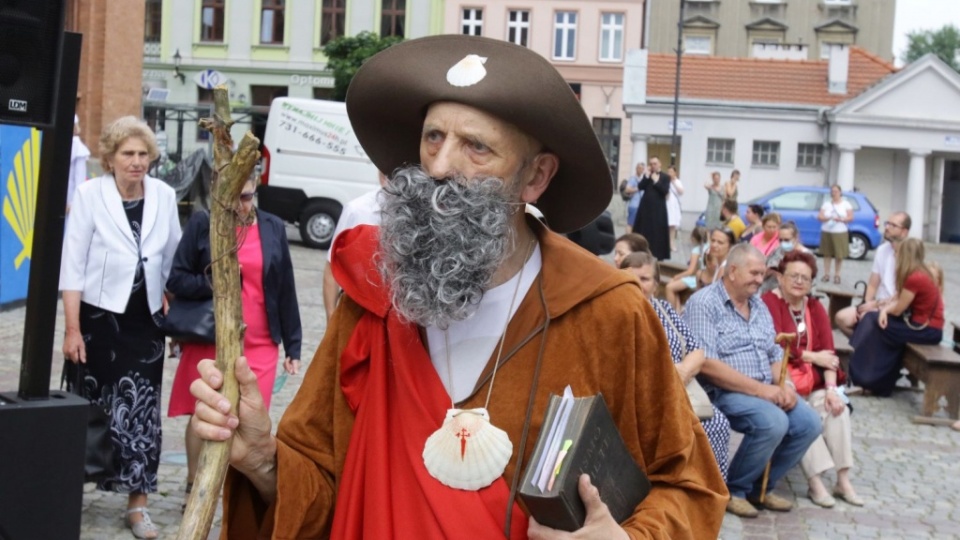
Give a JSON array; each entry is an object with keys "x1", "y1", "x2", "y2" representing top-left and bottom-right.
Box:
[{"x1": 126, "y1": 507, "x2": 159, "y2": 539}]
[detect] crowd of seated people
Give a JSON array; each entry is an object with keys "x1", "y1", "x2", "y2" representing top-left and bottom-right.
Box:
[{"x1": 611, "y1": 206, "x2": 953, "y2": 516}]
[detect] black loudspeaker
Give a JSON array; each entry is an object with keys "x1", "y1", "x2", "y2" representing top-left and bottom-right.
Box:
[
  {"x1": 0, "y1": 0, "x2": 66, "y2": 127},
  {"x1": 0, "y1": 390, "x2": 87, "y2": 540}
]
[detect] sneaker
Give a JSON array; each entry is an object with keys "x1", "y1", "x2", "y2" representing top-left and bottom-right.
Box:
[
  {"x1": 726, "y1": 497, "x2": 760, "y2": 518},
  {"x1": 749, "y1": 492, "x2": 793, "y2": 512},
  {"x1": 845, "y1": 384, "x2": 864, "y2": 396}
]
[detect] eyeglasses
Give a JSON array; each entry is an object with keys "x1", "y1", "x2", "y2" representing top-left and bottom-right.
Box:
[
  {"x1": 239, "y1": 193, "x2": 256, "y2": 202},
  {"x1": 884, "y1": 221, "x2": 904, "y2": 230},
  {"x1": 783, "y1": 272, "x2": 812, "y2": 284}
]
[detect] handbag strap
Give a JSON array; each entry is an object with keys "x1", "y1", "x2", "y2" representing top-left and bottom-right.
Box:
[
  {"x1": 905, "y1": 293, "x2": 941, "y2": 331},
  {"x1": 803, "y1": 297, "x2": 814, "y2": 352},
  {"x1": 652, "y1": 299, "x2": 687, "y2": 359}
]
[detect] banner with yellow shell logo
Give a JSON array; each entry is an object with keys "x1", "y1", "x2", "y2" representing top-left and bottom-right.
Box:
[{"x1": 0, "y1": 125, "x2": 42, "y2": 305}]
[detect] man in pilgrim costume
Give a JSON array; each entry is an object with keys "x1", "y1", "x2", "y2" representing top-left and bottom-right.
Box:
[{"x1": 191, "y1": 35, "x2": 728, "y2": 539}]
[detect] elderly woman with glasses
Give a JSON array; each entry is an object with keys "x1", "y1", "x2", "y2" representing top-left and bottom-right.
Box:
[
  {"x1": 165, "y1": 176, "x2": 302, "y2": 509},
  {"x1": 761, "y1": 250, "x2": 863, "y2": 509}
]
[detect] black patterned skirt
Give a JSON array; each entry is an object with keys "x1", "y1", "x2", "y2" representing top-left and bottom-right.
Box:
[{"x1": 77, "y1": 285, "x2": 165, "y2": 494}]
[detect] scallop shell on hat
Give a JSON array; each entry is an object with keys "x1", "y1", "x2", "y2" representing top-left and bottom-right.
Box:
[
  {"x1": 446, "y1": 54, "x2": 488, "y2": 87},
  {"x1": 422, "y1": 408, "x2": 513, "y2": 491}
]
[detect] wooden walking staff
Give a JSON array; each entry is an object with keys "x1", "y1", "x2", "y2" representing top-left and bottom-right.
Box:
[
  {"x1": 177, "y1": 85, "x2": 261, "y2": 540},
  {"x1": 759, "y1": 332, "x2": 797, "y2": 505}
]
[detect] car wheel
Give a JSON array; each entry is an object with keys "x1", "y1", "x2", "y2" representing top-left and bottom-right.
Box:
[
  {"x1": 848, "y1": 232, "x2": 868, "y2": 260},
  {"x1": 298, "y1": 200, "x2": 341, "y2": 249}
]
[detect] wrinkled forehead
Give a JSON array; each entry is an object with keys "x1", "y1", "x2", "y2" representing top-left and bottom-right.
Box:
[{"x1": 423, "y1": 101, "x2": 540, "y2": 147}]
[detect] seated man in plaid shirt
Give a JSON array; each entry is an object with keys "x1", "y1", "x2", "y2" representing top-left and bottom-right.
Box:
[{"x1": 684, "y1": 243, "x2": 821, "y2": 518}]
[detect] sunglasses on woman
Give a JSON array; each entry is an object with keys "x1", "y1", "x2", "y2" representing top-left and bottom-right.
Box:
[{"x1": 239, "y1": 192, "x2": 256, "y2": 202}]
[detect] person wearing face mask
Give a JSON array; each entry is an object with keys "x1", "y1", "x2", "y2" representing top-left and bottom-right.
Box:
[{"x1": 760, "y1": 221, "x2": 809, "y2": 294}]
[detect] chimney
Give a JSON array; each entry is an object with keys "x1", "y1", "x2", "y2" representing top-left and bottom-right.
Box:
[
  {"x1": 623, "y1": 49, "x2": 649, "y2": 106},
  {"x1": 828, "y1": 44, "x2": 849, "y2": 95}
]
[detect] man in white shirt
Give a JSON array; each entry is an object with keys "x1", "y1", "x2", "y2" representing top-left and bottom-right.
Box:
[
  {"x1": 322, "y1": 172, "x2": 387, "y2": 320},
  {"x1": 835, "y1": 211, "x2": 911, "y2": 337}
]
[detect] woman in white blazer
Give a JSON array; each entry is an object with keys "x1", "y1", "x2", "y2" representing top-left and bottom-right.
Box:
[{"x1": 60, "y1": 116, "x2": 181, "y2": 539}]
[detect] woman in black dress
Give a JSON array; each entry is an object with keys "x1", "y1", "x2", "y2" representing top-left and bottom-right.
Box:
[
  {"x1": 631, "y1": 157, "x2": 672, "y2": 260},
  {"x1": 61, "y1": 116, "x2": 182, "y2": 539}
]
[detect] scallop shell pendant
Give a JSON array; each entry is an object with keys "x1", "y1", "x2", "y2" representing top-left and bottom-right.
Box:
[
  {"x1": 446, "y1": 54, "x2": 488, "y2": 87},
  {"x1": 422, "y1": 408, "x2": 513, "y2": 491}
]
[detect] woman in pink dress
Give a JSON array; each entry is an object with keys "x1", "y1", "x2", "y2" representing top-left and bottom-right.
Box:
[
  {"x1": 749, "y1": 212, "x2": 782, "y2": 257},
  {"x1": 165, "y1": 177, "x2": 302, "y2": 505}
]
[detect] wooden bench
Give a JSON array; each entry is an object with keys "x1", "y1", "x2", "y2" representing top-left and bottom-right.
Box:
[
  {"x1": 902, "y1": 341, "x2": 960, "y2": 424},
  {"x1": 817, "y1": 286, "x2": 860, "y2": 329},
  {"x1": 953, "y1": 321, "x2": 960, "y2": 354},
  {"x1": 833, "y1": 329, "x2": 853, "y2": 375}
]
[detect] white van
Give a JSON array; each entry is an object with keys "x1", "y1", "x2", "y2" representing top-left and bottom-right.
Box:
[{"x1": 258, "y1": 97, "x2": 379, "y2": 249}]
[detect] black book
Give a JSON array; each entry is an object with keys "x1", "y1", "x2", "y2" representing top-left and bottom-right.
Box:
[{"x1": 518, "y1": 393, "x2": 651, "y2": 531}]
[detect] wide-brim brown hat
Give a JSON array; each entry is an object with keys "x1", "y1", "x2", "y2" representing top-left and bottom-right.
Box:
[{"x1": 345, "y1": 35, "x2": 611, "y2": 234}]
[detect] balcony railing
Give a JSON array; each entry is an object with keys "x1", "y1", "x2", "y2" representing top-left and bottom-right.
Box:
[{"x1": 144, "y1": 41, "x2": 161, "y2": 61}]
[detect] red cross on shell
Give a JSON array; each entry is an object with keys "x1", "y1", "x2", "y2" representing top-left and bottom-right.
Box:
[{"x1": 422, "y1": 407, "x2": 513, "y2": 491}]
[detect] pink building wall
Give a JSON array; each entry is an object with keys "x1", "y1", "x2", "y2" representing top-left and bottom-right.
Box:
[{"x1": 443, "y1": 0, "x2": 645, "y2": 182}]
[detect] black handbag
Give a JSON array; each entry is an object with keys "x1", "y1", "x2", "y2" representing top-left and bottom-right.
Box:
[
  {"x1": 161, "y1": 297, "x2": 216, "y2": 343},
  {"x1": 62, "y1": 361, "x2": 116, "y2": 483},
  {"x1": 619, "y1": 179, "x2": 630, "y2": 201}
]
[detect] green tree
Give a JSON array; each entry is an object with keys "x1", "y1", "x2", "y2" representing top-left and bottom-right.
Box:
[
  {"x1": 902, "y1": 24, "x2": 960, "y2": 72},
  {"x1": 322, "y1": 32, "x2": 404, "y2": 101}
]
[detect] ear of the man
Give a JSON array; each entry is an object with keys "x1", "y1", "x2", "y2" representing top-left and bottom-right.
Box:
[{"x1": 519, "y1": 152, "x2": 559, "y2": 203}]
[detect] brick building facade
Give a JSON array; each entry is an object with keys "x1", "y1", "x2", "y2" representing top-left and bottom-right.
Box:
[{"x1": 65, "y1": 0, "x2": 146, "y2": 161}]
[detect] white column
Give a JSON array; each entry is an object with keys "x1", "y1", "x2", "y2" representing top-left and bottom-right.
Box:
[
  {"x1": 905, "y1": 149, "x2": 930, "y2": 239},
  {"x1": 630, "y1": 134, "x2": 649, "y2": 171},
  {"x1": 836, "y1": 145, "x2": 860, "y2": 192}
]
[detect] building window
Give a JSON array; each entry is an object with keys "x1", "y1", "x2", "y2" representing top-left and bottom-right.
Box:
[
  {"x1": 507, "y1": 10, "x2": 530, "y2": 46},
  {"x1": 260, "y1": 0, "x2": 284, "y2": 44},
  {"x1": 593, "y1": 118, "x2": 621, "y2": 180},
  {"x1": 461, "y1": 8, "x2": 483, "y2": 36},
  {"x1": 201, "y1": 0, "x2": 225, "y2": 42},
  {"x1": 752, "y1": 140, "x2": 780, "y2": 167},
  {"x1": 553, "y1": 11, "x2": 577, "y2": 60},
  {"x1": 797, "y1": 143, "x2": 824, "y2": 169},
  {"x1": 684, "y1": 35, "x2": 711, "y2": 55},
  {"x1": 197, "y1": 88, "x2": 214, "y2": 141},
  {"x1": 145, "y1": 0, "x2": 162, "y2": 43},
  {"x1": 320, "y1": 0, "x2": 345, "y2": 46},
  {"x1": 250, "y1": 85, "x2": 289, "y2": 144},
  {"x1": 599, "y1": 13, "x2": 624, "y2": 62},
  {"x1": 707, "y1": 138, "x2": 734, "y2": 164},
  {"x1": 313, "y1": 87, "x2": 335, "y2": 100},
  {"x1": 381, "y1": 0, "x2": 405, "y2": 37}
]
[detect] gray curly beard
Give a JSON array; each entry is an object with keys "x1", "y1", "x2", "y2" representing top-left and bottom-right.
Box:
[{"x1": 377, "y1": 165, "x2": 521, "y2": 329}]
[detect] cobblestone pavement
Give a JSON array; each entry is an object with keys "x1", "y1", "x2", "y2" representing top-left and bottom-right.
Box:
[{"x1": 1, "y1": 216, "x2": 959, "y2": 539}]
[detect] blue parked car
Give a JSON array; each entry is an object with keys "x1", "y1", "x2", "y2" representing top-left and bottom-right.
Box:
[{"x1": 697, "y1": 186, "x2": 882, "y2": 260}]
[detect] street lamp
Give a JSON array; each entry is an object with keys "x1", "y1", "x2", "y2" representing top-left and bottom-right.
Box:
[
  {"x1": 173, "y1": 49, "x2": 186, "y2": 84},
  {"x1": 670, "y1": 0, "x2": 685, "y2": 167}
]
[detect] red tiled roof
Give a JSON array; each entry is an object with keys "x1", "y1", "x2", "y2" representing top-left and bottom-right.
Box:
[{"x1": 646, "y1": 47, "x2": 897, "y2": 107}]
